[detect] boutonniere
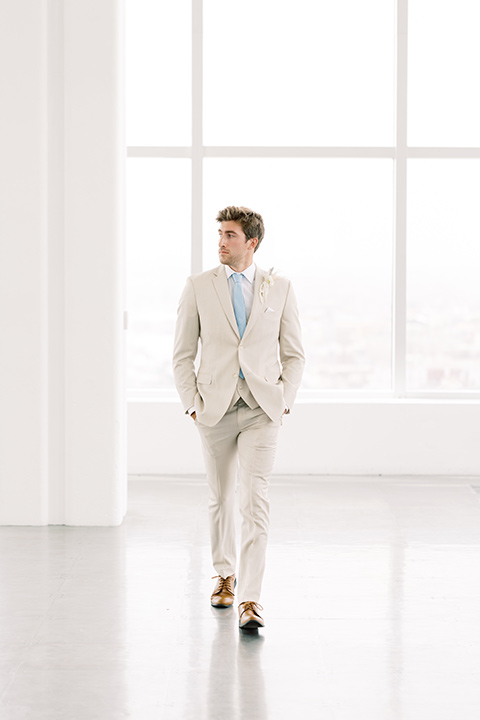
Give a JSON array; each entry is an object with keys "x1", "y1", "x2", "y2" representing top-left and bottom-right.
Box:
[{"x1": 259, "y1": 267, "x2": 276, "y2": 303}]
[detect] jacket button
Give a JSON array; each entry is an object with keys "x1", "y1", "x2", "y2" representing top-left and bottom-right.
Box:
[{"x1": 232, "y1": 373, "x2": 238, "y2": 378}]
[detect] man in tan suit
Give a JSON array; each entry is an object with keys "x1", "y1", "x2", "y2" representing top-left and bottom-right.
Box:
[{"x1": 173, "y1": 206, "x2": 304, "y2": 630}]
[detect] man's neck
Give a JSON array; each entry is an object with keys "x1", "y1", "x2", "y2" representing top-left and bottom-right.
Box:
[{"x1": 228, "y1": 261, "x2": 253, "y2": 274}]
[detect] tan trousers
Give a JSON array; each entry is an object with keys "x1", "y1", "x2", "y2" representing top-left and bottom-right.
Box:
[{"x1": 195, "y1": 399, "x2": 281, "y2": 604}]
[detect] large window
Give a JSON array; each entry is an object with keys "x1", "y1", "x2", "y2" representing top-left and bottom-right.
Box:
[
  {"x1": 126, "y1": 0, "x2": 480, "y2": 397},
  {"x1": 203, "y1": 0, "x2": 395, "y2": 147}
]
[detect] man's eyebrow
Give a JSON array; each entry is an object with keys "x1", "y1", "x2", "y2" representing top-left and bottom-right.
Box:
[{"x1": 218, "y1": 229, "x2": 238, "y2": 235}]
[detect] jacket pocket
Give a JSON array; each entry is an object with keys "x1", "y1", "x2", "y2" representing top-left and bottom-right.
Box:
[
  {"x1": 264, "y1": 363, "x2": 281, "y2": 383},
  {"x1": 197, "y1": 372, "x2": 212, "y2": 385}
]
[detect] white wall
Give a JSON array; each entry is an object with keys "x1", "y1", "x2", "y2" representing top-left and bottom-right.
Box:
[
  {"x1": 128, "y1": 400, "x2": 480, "y2": 477},
  {"x1": 0, "y1": 0, "x2": 127, "y2": 525}
]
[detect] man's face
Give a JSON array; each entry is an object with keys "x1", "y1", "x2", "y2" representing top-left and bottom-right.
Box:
[{"x1": 218, "y1": 220, "x2": 256, "y2": 270}]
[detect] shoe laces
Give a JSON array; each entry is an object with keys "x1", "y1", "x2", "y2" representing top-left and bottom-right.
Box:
[
  {"x1": 239, "y1": 601, "x2": 264, "y2": 618},
  {"x1": 212, "y1": 575, "x2": 235, "y2": 596}
]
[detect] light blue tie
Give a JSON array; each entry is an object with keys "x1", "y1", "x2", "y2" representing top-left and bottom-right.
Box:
[{"x1": 232, "y1": 273, "x2": 246, "y2": 378}]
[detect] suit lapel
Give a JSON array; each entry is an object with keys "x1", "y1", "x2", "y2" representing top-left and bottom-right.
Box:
[
  {"x1": 242, "y1": 266, "x2": 265, "y2": 341},
  {"x1": 212, "y1": 266, "x2": 240, "y2": 338}
]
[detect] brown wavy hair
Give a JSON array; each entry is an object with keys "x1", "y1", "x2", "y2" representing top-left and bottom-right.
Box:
[{"x1": 216, "y1": 206, "x2": 265, "y2": 252}]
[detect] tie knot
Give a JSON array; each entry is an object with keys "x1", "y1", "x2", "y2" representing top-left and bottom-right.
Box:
[{"x1": 232, "y1": 273, "x2": 243, "y2": 283}]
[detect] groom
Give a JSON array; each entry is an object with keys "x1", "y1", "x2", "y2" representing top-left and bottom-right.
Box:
[{"x1": 173, "y1": 206, "x2": 304, "y2": 629}]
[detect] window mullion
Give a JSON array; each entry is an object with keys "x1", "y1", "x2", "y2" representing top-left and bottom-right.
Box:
[
  {"x1": 191, "y1": 0, "x2": 203, "y2": 274},
  {"x1": 393, "y1": 0, "x2": 408, "y2": 396}
]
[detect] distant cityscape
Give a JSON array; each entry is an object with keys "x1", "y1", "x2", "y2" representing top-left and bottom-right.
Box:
[{"x1": 127, "y1": 302, "x2": 480, "y2": 393}]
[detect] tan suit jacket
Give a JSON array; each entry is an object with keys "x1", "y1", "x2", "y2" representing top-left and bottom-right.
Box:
[{"x1": 173, "y1": 264, "x2": 305, "y2": 427}]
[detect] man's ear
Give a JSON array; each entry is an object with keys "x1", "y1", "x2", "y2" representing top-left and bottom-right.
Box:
[{"x1": 249, "y1": 237, "x2": 258, "y2": 251}]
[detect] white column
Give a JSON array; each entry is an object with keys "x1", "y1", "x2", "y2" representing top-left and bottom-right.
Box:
[
  {"x1": 0, "y1": 0, "x2": 49, "y2": 524},
  {"x1": 63, "y1": 0, "x2": 126, "y2": 525},
  {"x1": 0, "y1": 0, "x2": 126, "y2": 525},
  {"x1": 47, "y1": 0, "x2": 66, "y2": 524}
]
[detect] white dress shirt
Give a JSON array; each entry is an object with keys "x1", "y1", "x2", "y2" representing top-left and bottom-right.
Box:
[{"x1": 224, "y1": 262, "x2": 255, "y2": 321}]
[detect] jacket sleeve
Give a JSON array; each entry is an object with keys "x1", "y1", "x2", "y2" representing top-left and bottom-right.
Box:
[
  {"x1": 172, "y1": 277, "x2": 200, "y2": 412},
  {"x1": 279, "y1": 281, "x2": 305, "y2": 410}
]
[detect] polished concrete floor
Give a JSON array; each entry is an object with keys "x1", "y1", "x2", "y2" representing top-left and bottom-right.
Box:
[{"x1": 1, "y1": 475, "x2": 480, "y2": 719}]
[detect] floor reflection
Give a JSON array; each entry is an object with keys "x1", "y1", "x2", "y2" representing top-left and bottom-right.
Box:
[
  {"x1": 207, "y1": 609, "x2": 237, "y2": 716},
  {"x1": 2, "y1": 477, "x2": 480, "y2": 719},
  {"x1": 237, "y1": 629, "x2": 267, "y2": 720},
  {"x1": 206, "y1": 608, "x2": 267, "y2": 720}
]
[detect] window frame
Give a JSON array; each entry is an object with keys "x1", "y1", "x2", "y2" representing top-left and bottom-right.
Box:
[{"x1": 127, "y1": 0, "x2": 480, "y2": 401}]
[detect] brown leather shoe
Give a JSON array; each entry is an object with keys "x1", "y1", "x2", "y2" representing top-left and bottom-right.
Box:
[
  {"x1": 238, "y1": 601, "x2": 265, "y2": 629},
  {"x1": 211, "y1": 575, "x2": 236, "y2": 608}
]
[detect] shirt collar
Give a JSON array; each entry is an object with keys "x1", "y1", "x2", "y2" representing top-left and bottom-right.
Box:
[{"x1": 224, "y1": 262, "x2": 256, "y2": 284}]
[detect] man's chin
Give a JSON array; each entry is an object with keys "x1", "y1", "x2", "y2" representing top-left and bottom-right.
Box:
[{"x1": 219, "y1": 255, "x2": 229, "y2": 264}]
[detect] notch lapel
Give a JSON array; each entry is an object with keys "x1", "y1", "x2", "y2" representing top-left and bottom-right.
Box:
[
  {"x1": 212, "y1": 266, "x2": 240, "y2": 338},
  {"x1": 242, "y1": 267, "x2": 265, "y2": 341}
]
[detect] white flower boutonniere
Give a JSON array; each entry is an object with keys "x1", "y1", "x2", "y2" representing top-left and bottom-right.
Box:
[{"x1": 259, "y1": 267, "x2": 276, "y2": 304}]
